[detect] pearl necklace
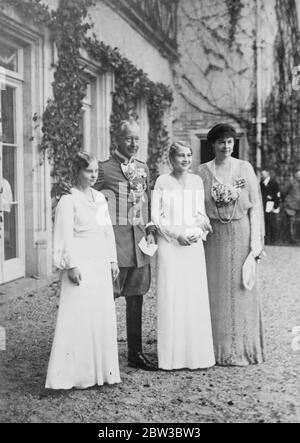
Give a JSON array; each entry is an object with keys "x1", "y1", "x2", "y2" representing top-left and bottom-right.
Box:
[{"x1": 211, "y1": 159, "x2": 238, "y2": 224}]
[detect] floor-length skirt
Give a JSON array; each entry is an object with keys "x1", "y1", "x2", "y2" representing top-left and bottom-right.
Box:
[
  {"x1": 157, "y1": 237, "x2": 215, "y2": 370},
  {"x1": 46, "y1": 235, "x2": 121, "y2": 389},
  {"x1": 204, "y1": 216, "x2": 265, "y2": 366}
]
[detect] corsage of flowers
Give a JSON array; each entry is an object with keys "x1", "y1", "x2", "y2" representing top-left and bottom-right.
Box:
[
  {"x1": 211, "y1": 177, "x2": 246, "y2": 223},
  {"x1": 211, "y1": 177, "x2": 246, "y2": 207}
]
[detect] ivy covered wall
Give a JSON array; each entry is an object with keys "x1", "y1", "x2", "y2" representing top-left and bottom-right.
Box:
[
  {"x1": 263, "y1": 0, "x2": 300, "y2": 183},
  {"x1": 0, "y1": 0, "x2": 173, "y2": 192},
  {"x1": 173, "y1": 0, "x2": 300, "y2": 180}
]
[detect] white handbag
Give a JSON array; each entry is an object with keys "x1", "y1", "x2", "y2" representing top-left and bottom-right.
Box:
[{"x1": 242, "y1": 252, "x2": 256, "y2": 290}]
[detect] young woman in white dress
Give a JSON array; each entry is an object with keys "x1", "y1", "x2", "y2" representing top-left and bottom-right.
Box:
[
  {"x1": 45, "y1": 152, "x2": 121, "y2": 389},
  {"x1": 151, "y1": 142, "x2": 216, "y2": 370}
]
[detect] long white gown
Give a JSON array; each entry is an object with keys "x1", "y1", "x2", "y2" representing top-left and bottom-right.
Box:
[
  {"x1": 152, "y1": 173, "x2": 215, "y2": 370},
  {"x1": 45, "y1": 187, "x2": 121, "y2": 389}
]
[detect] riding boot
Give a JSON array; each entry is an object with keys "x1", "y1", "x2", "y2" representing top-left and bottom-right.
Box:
[
  {"x1": 126, "y1": 295, "x2": 157, "y2": 371},
  {"x1": 126, "y1": 294, "x2": 143, "y2": 358}
]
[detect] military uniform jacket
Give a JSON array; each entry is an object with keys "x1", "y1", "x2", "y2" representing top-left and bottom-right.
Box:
[{"x1": 94, "y1": 154, "x2": 151, "y2": 268}]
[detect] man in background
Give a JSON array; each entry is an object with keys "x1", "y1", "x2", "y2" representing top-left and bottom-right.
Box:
[
  {"x1": 281, "y1": 169, "x2": 300, "y2": 244},
  {"x1": 260, "y1": 169, "x2": 280, "y2": 244}
]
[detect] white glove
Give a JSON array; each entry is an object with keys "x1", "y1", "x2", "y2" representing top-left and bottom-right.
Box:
[{"x1": 251, "y1": 239, "x2": 263, "y2": 258}]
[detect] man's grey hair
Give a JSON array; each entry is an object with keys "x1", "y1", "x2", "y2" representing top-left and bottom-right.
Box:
[{"x1": 115, "y1": 119, "x2": 140, "y2": 140}]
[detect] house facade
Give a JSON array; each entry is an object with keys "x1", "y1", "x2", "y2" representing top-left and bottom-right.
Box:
[
  {"x1": 172, "y1": 0, "x2": 300, "y2": 179},
  {"x1": 1, "y1": 0, "x2": 299, "y2": 284},
  {"x1": 0, "y1": 0, "x2": 177, "y2": 283}
]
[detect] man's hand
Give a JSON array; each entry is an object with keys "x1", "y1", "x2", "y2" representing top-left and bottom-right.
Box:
[
  {"x1": 146, "y1": 233, "x2": 156, "y2": 245},
  {"x1": 68, "y1": 267, "x2": 82, "y2": 285},
  {"x1": 111, "y1": 262, "x2": 120, "y2": 281}
]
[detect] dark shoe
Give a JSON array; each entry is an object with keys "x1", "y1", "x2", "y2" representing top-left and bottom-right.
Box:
[{"x1": 128, "y1": 352, "x2": 158, "y2": 371}]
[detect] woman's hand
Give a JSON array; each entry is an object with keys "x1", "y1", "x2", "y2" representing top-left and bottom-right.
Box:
[
  {"x1": 68, "y1": 267, "x2": 82, "y2": 285},
  {"x1": 111, "y1": 262, "x2": 120, "y2": 281},
  {"x1": 187, "y1": 234, "x2": 201, "y2": 243},
  {"x1": 254, "y1": 249, "x2": 266, "y2": 263},
  {"x1": 177, "y1": 234, "x2": 192, "y2": 246},
  {"x1": 251, "y1": 239, "x2": 264, "y2": 260},
  {"x1": 197, "y1": 214, "x2": 213, "y2": 233}
]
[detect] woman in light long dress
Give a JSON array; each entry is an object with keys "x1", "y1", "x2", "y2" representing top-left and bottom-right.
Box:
[
  {"x1": 45, "y1": 152, "x2": 121, "y2": 389},
  {"x1": 198, "y1": 124, "x2": 265, "y2": 366},
  {"x1": 152, "y1": 142, "x2": 215, "y2": 370}
]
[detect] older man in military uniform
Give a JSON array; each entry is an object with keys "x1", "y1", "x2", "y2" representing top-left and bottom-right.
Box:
[{"x1": 94, "y1": 119, "x2": 157, "y2": 371}]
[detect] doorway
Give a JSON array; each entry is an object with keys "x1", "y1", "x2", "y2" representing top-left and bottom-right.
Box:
[{"x1": 0, "y1": 77, "x2": 25, "y2": 283}]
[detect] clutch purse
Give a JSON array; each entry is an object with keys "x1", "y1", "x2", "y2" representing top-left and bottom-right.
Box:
[{"x1": 242, "y1": 252, "x2": 256, "y2": 290}]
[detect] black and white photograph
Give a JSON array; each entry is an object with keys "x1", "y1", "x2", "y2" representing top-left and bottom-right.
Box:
[{"x1": 0, "y1": 0, "x2": 299, "y2": 425}]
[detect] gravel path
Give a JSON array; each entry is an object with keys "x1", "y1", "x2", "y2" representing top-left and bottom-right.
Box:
[{"x1": 0, "y1": 246, "x2": 299, "y2": 423}]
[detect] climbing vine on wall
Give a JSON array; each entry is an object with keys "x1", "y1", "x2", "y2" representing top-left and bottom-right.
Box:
[
  {"x1": 0, "y1": 0, "x2": 52, "y2": 24},
  {"x1": 84, "y1": 38, "x2": 173, "y2": 186},
  {"x1": 263, "y1": 0, "x2": 300, "y2": 182},
  {"x1": 178, "y1": 0, "x2": 251, "y2": 129},
  {"x1": 225, "y1": 0, "x2": 244, "y2": 47},
  {"x1": 1, "y1": 0, "x2": 173, "y2": 191},
  {"x1": 40, "y1": 0, "x2": 94, "y2": 196}
]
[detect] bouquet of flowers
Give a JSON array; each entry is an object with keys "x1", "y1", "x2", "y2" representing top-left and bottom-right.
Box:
[
  {"x1": 211, "y1": 183, "x2": 240, "y2": 207},
  {"x1": 211, "y1": 177, "x2": 246, "y2": 207}
]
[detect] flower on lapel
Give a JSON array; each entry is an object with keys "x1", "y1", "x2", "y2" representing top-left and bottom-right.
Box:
[
  {"x1": 211, "y1": 175, "x2": 246, "y2": 207},
  {"x1": 234, "y1": 177, "x2": 246, "y2": 189}
]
